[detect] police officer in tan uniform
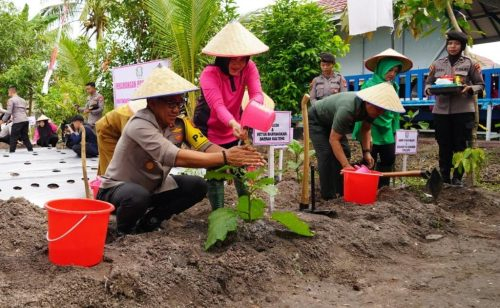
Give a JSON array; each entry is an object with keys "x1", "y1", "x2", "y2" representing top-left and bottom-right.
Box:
[
  {"x1": 98, "y1": 66, "x2": 264, "y2": 234},
  {"x1": 309, "y1": 52, "x2": 347, "y2": 104},
  {"x1": 425, "y1": 30, "x2": 484, "y2": 185}
]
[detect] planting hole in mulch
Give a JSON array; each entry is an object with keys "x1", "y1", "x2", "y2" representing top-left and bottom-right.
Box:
[
  {"x1": 13, "y1": 186, "x2": 22, "y2": 190},
  {"x1": 67, "y1": 180, "x2": 75, "y2": 184},
  {"x1": 47, "y1": 184, "x2": 59, "y2": 189},
  {"x1": 52, "y1": 169, "x2": 61, "y2": 173},
  {"x1": 32, "y1": 153, "x2": 38, "y2": 156},
  {"x1": 59, "y1": 161, "x2": 66, "y2": 164},
  {"x1": 31, "y1": 183, "x2": 39, "y2": 188},
  {"x1": 10, "y1": 172, "x2": 19, "y2": 177},
  {"x1": 3, "y1": 154, "x2": 9, "y2": 157},
  {"x1": 24, "y1": 162, "x2": 31, "y2": 165}
]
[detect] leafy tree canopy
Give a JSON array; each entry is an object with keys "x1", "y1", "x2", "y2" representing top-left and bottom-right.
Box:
[{"x1": 246, "y1": 0, "x2": 349, "y2": 114}]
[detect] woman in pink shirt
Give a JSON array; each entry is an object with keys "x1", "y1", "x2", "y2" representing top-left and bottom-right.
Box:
[
  {"x1": 195, "y1": 21, "x2": 269, "y2": 210},
  {"x1": 33, "y1": 115, "x2": 59, "y2": 147}
]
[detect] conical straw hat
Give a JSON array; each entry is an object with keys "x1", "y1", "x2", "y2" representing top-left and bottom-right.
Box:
[
  {"x1": 356, "y1": 82, "x2": 405, "y2": 113},
  {"x1": 37, "y1": 115, "x2": 49, "y2": 121},
  {"x1": 241, "y1": 91, "x2": 275, "y2": 110},
  {"x1": 365, "y1": 48, "x2": 413, "y2": 73},
  {"x1": 202, "y1": 21, "x2": 269, "y2": 57},
  {"x1": 132, "y1": 66, "x2": 198, "y2": 100}
]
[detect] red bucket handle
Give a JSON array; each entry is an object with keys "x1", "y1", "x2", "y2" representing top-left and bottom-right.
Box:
[{"x1": 46, "y1": 215, "x2": 88, "y2": 242}]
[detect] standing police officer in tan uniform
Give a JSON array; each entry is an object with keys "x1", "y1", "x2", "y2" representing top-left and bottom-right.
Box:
[
  {"x1": 425, "y1": 30, "x2": 484, "y2": 185},
  {"x1": 309, "y1": 52, "x2": 347, "y2": 104}
]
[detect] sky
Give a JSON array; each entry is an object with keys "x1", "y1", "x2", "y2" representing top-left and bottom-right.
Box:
[{"x1": 10, "y1": 0, "x2": 500, "y2": 65}]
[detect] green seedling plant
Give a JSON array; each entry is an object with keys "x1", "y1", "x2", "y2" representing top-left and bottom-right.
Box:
[
  {"x1": 452, "y1": 147, "x2": 486, "y2": 185},
  {"x1": 402, "y1": 109, "x2": 429, "y2": 130},
  {"x1": 286, "y1": 139, "x2": 315, "y2": 182},
  {"x1": 204, "y1": 166, "x2": 314, "y2": 250}
]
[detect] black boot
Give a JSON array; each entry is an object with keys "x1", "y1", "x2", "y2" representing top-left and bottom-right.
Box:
[
  {"x1": 440, "y1": 168, "x2": 451, "y2": 184},
  {"x1": 451, "y1": 169, "x2": 464, "y2": 187}
]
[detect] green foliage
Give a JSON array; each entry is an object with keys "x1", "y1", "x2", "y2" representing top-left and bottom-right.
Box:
[
  {"x1": 204, "y1": 166, "x2": 313, "y2": 250},
  {"x1": 35, "y1": 79, "x2": 86, "y2": 125},
  {"x1": 204, "y1": 207, "x2": 239, "y2": 250},
  {"x1": 271, "y1": 211, "x2": 314, "y2": 237},
  {"x1": 0, "y1": 3, "x2": 52, "y2": 111},
  {"x1": 286, "y1": 139, "x2": 315, "y2": 182},
  {"x1": 246, "y1": 0, "x2": 349, "y2": 114},
  {"x1": 237, "y1": 196, "x2": 265, "y2": 221},
  {"x1": 145, "y1": 0, "x2": 229, "y2": 117},
  {"x1": 393, "y1": 0, "x2": 473, "y2": 39},
  {"x1": 401, "y1": 109, "x2": 430, "y2": 130},
  {"x1": 452, "y1": 147, "x2": 486, "y2": 184}
]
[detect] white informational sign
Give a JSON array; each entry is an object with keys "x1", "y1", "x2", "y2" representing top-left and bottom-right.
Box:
[
  {"x1": 28, "y1": 116, "x2": 36, "y2": 126},
  {"x1": 111, "y1": 59, "x2": 170, "y2": 107},
  {"x1": 253, "y1": 111, "x2": 292, "y2": 146},
  {"x1": 395, "y1": 130, "x2": 418, "y2": 154}
]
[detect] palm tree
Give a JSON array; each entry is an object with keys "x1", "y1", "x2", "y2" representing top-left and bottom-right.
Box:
[
  {"x1": 40, "y1": 0, "x2": 108, "y2": 42},
  {"x1": 145, "y1": 0, "x2": 221, "y2": 116},
  {"x1": 58, "y1": 36, "x2": 93, "y2": 86}
]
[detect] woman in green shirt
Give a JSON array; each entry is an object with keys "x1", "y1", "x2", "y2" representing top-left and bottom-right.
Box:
[{"x1": 352, "y1": 49, "x2": 413, "y2": 187}]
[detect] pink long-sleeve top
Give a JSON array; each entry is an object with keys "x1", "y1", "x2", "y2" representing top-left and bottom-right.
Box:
[
  {"x1": 33, "y1": 122, "x2": 58, "y2": 143},
  {"x1": 200, "y1": 60, "x2": 264, "y2": 145}
]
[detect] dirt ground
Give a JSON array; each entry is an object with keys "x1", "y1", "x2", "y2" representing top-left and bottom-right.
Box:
[{"x1": 0, "y1": 138, "x2": 499, "y2": 307}]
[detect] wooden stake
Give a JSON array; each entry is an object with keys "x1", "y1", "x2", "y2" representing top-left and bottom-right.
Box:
[{"x1": 80, "y1": 126, "x2": 92, "y2": 199}]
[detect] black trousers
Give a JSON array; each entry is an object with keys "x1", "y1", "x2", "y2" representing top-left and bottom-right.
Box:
[
  {"x1": 97, "y1": 175, "x2": 207, "y2": 233},
  {"x1": 72, "y1": 143, "x2": 99, "y2": 158},
  {"x1": 37, "y1": 134, "x2": 58, "y2": 147},
  {"x1": 371, "y1": 143, "x2": 396, "y2": 187},
  {"x1": 9, "y1": 121, "x2": 32, "y2": 152},
  {"x1": 434, "y1": 112, "x2": 474, "y2": 181},
  {"x1": 0, "y1": 136, "x2": 9, "y2": 145},
  {"x1": 309, "y1": 110, "x2": 350, "y2": 199}
]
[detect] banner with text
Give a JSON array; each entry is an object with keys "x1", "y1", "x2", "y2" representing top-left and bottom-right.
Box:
[
  {"x1": 111, "y1": 59, "x2": 170, "y2": 107},
  {"x1": 395, "y1": 130, "x2": 418, "y2": 154},
  {"x1": 253, "y1": 111, "x2": 292, "y2": 146}
]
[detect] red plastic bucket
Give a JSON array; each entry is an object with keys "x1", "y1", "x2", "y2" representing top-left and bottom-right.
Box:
[
  {"x1": 45, "y1": 199, "x2": 115, "y2": 267},
  {"x1": 343, "y1": 170, "x2": 381, "y2": 205}
]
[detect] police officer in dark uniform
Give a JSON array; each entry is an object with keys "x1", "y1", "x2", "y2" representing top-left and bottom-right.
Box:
[
  {"x1": 309, "y1": 52, "x2": 347, "y2": 104},
  {"x1": 425, "y1": 30, "x2": 485, "y2": 185}
]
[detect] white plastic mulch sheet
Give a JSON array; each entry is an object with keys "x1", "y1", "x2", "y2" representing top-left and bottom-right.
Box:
[{"x1": 0, "y1": 147, "x2": 98, "y2": 207}]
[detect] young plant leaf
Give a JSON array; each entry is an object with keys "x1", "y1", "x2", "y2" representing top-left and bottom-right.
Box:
[
  {"x1": 255, "y1": 177, "x2": 275, "y2": 187},
  {"x1": 237, "y1": 196, "x2": 265, "y2": 221},
  {"x1": 261, "y1": 184, "x2": 278, "y2": 197},
  {"x1": 205, "y1": 165, "x2": 236, "y2": 181},
  {"x1": 205, "y1": 208, "x2": 239, "y2": 250},
  {"x1": 271, "y1": 211, "x2": 314, "y2": 237}
]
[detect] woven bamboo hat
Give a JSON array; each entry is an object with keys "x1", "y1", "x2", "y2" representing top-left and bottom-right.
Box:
[
  {"x1": 241, "y1": 91, "x2": 275, "y2": 110},
  {"x1": 356, "y1": 82, "x2": 405, "y2": 113},
  {"x1": 365, "y1": 48, "x2": 413, "y2": 73},
  {"x1": 37, "y1": 115, "x2": 50, "y2": 122},
  {"x1": 132, "y1": 65, "x2": 198, "y2": 100},
  {"x1": 202, "y1": 21, "x2": 269, "y2": 57}
]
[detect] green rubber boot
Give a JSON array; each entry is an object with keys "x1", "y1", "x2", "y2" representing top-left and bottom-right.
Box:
[
  {"x1": 207, "y1": 180, "x2": 225, "y2": 211},
  {"x1": 376, "y1": 165, "x2": 394, "y2": 187}
]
